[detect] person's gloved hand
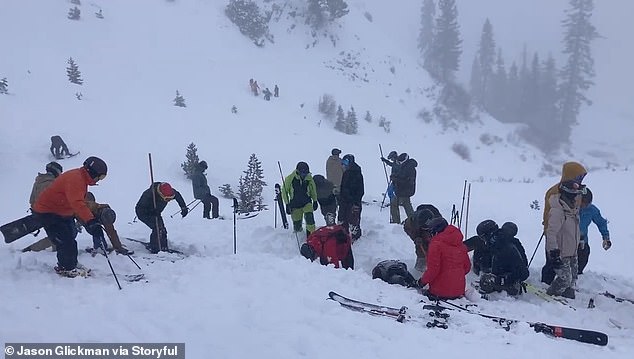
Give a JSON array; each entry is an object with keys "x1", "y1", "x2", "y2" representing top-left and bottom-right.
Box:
[
  {"x1": 84, "y1": 218, "x2": 104, "y2": 238},
  {"x1": 418, "y1": 277, "x2": 427, "y2": 288},
  {"x1": 578, "y1": 241, "x2": 585, "y2": 250},
  {"x1": 602, "y1": 238, "x2": 612, "y2": 250},
  {"x1": 380, "y1": 157, "x2": 388, "y2": 163},
  {"x1": 181, "y1": 207, "x2": 189, "y2": 218},
  {"x1": 549, "y1": 249, "x2": 563, "y2": 269},
  {"x1": 285, "y1": 204, "x2": 292, "y2": 215},
  {"x1": 313, "y1": 201, "x2": 318, "y2": 211}
]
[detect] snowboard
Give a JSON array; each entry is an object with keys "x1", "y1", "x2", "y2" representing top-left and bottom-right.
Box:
[
  {"x1": 52, "y1": 151, "x2": 80, "y2": 160},
  {"x1": 1, "y1": 214, "x2": 44, "y2": 243},
  {"x1": 275, "y1": 183, "x2": 289, "y2": 229}
]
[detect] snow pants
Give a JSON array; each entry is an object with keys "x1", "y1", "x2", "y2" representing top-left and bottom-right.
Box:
[
  {"x1": 547, "y1": 256, "x2": 578, "y2": 296},
  {"x1": 390, "y1": 196, "x2": 414, "y2": 224},
  {"x1": 34, "y1": 212, "x2": 78, "y2": 270},
  {"x1": 290, "y1": 202, "x2": 316, "y2": 234}
]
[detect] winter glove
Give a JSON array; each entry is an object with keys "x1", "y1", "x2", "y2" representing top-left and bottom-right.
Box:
[
  {"x1": 418, "y1": 277, "x2": 427, "y2": 288},
  {"x1": 181, "y1": 207, "x2": 189, "y2": 218},
  {"x1": 285, "y1": 204, "x2": 292, "y2": 215},
  {"x1": 578, "y1": 241, "x2": 585, "y2": 250},
  {"x1": 549, "y1": 249, "x2": 563, "y2": 269},
  {"x1": 602, "y1": 238, "x2": 612, "y2": 250},
  {"x1": 313, "y1": 201, "x2": 318, "y2": 211},
  {"x1": 380, "y1": 157, "x2": 388, "y2": 163},
  {"x1": 84, "y1": 218, "x2": 104, "y2": 238}
]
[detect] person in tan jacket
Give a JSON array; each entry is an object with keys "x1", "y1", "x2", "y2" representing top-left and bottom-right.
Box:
[
  {"x1": 541, "y1": 161, "x2": 587, "y2": 284},
  {"x1": 544, "y1": 181, "x2": 584, "y2": 299}
]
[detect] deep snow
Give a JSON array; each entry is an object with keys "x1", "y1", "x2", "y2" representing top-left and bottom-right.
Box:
[{"x1": 1, "y1": 1, "x2": 633, "y2": 358}]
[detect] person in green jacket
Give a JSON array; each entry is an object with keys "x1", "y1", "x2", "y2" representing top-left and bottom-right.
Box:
[{"x1": 282, "y1": 162, "x2": 318, "y2": 235}]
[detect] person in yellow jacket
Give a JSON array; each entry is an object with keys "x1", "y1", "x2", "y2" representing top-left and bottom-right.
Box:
[
  {"x1": 282, "y1": 162, "x2": 318, "y2": 235},
  {"x1": 541, "y1": 161, "x2": 587, "y2": 285}
]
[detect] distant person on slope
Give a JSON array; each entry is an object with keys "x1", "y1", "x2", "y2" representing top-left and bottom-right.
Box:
[
  {"x1": 282, "y1": 162, "x2": 318, "y2": 235},
  {"x1": 390, "y1": 153, "x2": 417, "y2": 224},
  {"x1": 338, "y1": 154, "x2": 364, "y2": 241},
  {"x1": 31, "y1": 156, "x2": 108, "y2": 277},
  {"x1": 50, "y1": 135, "x2": 70, "y2": 159},
  {"x1": 577, "y1": 188, "x2": 611, "y2": 274},
  {"x1": 313, "y1": 174, "x2": 337, "y2": 226},
  {"x1": 191, "y1": 160, "x2": 220, "y2": 219},
  {"x1": 418, "y1": 217, "x2": 471, "y2": 300},
  {"x1": 135, "y1": 182, "x2": 189, "y2": 253},
  {"x1": 263, "y1": 87, "x2": 272, "y2": 101},
  {"x1": 300, "y1": 224, "x2": 353, "y2": 269}
]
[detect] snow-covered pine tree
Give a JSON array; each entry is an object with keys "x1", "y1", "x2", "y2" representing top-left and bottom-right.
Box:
[
  {"x1": 218, "y1": 184, "x2": 235, "y2": 199},
  {"x1": 174, "y1": 90, "x2": 186, "y2": 107},
  {"x1": 469, "y1": 56, "x2": 482, "y2": 105},
  {"x1": 327, "y1": 0, "x2": 349, "y2": 20},
  {"x1": 67, "y1": 6, "x2": 80, "y2": 20},
  {"x1": 418, "y1": 0, "x2": 435, "y2": 57},
  {"x1": 559, "y1": 0, "x2": 598, "y2": 130},
  {"x1": 0, "y1": 78, "x2": 8, "y2": 94},
  {"x1": 334, "y1": 105, "x2": 346, "y2": 133},
  {"x1": 345, "y1": 106, "x2": 358, "y2": 134},
  {"x1": 426, "y1": 0, "x2": 462, "y2": 82},
  {"x1": 237, "y1": 154, "x2": 267, "y2": 213},
  {"x1": 180, "y1": 142, "x2": 199, "y2": 179},
  {"x1": 487, "y1": 49, "x2": 507, "y2": 120},
  {"x1": 477, "y1": 19, "x2": 496, "y2": 109},
  {"x1": 71, "y1": 0, "x2": 81, "y2": 5},
  {"x1": 66, "y1": 57, "x2": 83, "y2": 85},
  {"x1": 225, "y1": 0, "x2": 269, "y2": 44},
  {"x1": 364, "y1": 110, "x2": 372, "y2": 123},
  {"x1": 318, "y1": 94, "x2": 337, "y2": 119}
]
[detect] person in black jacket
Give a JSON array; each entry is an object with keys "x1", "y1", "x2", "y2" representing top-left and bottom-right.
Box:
[
  {"x1": 470, "y1": 220, "x2": 529, "y2": 296},
  {"x1": 50, "y1": 135, "x2": 70, "y2": 159},
  {"x1": 313, "y1": 174, "x2": 337, "y2": 225},
  {"x1": 390, "y1": 153, "x2": 417, "y2": 224},
  {"x1": 339, "y1": 154, "x2": 364, "y2": 241},
  {"x1": 191, "y1": 161, "x2": 219, "y2": 219},
  {"x1": 135, "y1": 182, "x2": 189, "y2": 253}
]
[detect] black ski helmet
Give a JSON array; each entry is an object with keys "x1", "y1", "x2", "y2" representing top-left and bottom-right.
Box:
[
  {"x1": 296, "y1": 161, "x2": 310, "y2": 174},
  {"x1": 341, "y1": 154, "x2": 355, "y2": 167},
  {"x1": 198, "y1": 160, "x2": 208, "y2": 170},
  {"x1": 397, "y1": 153, "x2": 409, "y2": 162},
  {"x1": 387, "y1": 151, "x2": 398, "y2": 161},
  {"x1": 45, "y1": 161, "x2": 63, "y2": 177},
  {"x1": 477, "y1": 220, "x2": 499, "y2": 240},
  {"x1": 331, "y1": 148, "x2": 342, "y2": 156},
  {"x1": 425, "y1": 217, "x2": 448, "y2": 236},
  {"x1": 500, "y1": 222, "x2": 518, "y2": 237},
  {"x1": 83, "y1": 156, "x2": 108, "y2": 180}
]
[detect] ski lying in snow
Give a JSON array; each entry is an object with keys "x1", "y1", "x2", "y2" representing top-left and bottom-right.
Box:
[
  {"x1": 424, "y1": 298, "x2": 608, "y2": 346},
  {"x1": 237, "y1": 212, "x2": 259, "y2": 220},
  {"x1": 601, "y1": 291, "x2": 634, "y2": 305},
  {"x1": 329, "y1": 291, "x2": 408, "y2": 322},
  {"x1": 525, "y1": 283, "x2": 576, "y2": 311}
]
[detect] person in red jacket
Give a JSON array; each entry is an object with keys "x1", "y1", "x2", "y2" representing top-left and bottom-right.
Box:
[
  {"x1": 32, "y1": 156, "x2": 108, "y2": 277},
  {"x1": 300, "y1": 225, "x2": 354, "y2": 269},
  {"x1": 418, "y1": 217, "x2": 471, "y2": 299}
]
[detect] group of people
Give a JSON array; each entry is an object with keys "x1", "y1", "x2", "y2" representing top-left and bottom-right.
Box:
[
  {"x1": 248, "y1": 78, "x2": 279, "y2": 101},
  {"x1": 301, "y1": 158, "x2": 612, "y2": 302}
]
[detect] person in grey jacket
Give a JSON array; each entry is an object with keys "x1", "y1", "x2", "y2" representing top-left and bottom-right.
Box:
[
  {"x1": 545, "y1": 181, "x2": 583, "y2": 299},
  {"x1": 326, "y1": 148, "x2": 344, "y2": 194},
  {"x1": 29, "y1": 162, "x2": 63, "y2": 205},
  {"x1": 191, "y1": 161, "x2": 219, "y2": 219}
]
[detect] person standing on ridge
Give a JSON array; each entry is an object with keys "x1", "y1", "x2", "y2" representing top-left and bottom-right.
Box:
[{"x1": 191, "y1": 160, "x2": 219, "y2": 219}]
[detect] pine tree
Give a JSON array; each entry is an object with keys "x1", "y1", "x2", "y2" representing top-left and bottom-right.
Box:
[
  {"x1": 180, "y1": 143, "x2": 199, "y2": 179},
  {"x1": 477, "y1": 19, "x2": 496, "y2": 109},
  {"x1": 426, "y1": 0, "x2": 462, "y2": 82},
  {"x1": 0, "y1": 77, "x2": 8, "y2": 94},
  {"x1": 506, "y1": 62, "x2": 521, "y2": 122},
  {"x1": 327, "y1": 0, "x2": 349, "y2": 20},
  {"x1": 418, "y1": 0, "x2": 435, "y2": 56},
  {"x1": 334, "y1": 105, "x2": 346, "y2": 133},
  {"x1": 67, "y1": 6, "x2": 80, "y2": 20},
  {"x1": 237, "y1": 154, "x2": 267, "y2": 213},
  {"x1": 364, "y1": 110, "x2": 372, "y2": 123},
  {"x1": 559, "y1": 0, "x2": 598, "y2": 129},
  {"x1": 307, "y1": 0, "x2": 328, "y2": 29},
  {"x1": 174, "y1": 90, "x2": 186, "y2": 107},
  {"x1": 469, "y1": 55, "x2": 482, "y2": 105},
  {"x1": 71, "y1": 0, "x2": 81, "y2": 5},
  {"x1": 66, "y1": 57, "x2": 83, "y2": 85},
  {"x1": 345, "y1": 106, "x2": 358, "y2": 134},
  {"x1": 218, "y1": 184, "x2": 236, "y2": 199},
  {"x1": 225, "y1": 0, "x2": 269, "y2": 43},
  {"x1": 487, "y1": 49, "x2": 507, "y2": 120}
]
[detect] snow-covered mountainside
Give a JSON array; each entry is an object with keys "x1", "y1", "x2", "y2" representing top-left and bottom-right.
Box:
[{"x1": 1, "y1": 1, "x2": 632, "y2": 357}]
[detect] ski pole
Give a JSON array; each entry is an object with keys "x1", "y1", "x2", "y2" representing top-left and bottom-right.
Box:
[
  {"x1": 233, "y1": 198, "x2": 238, "y2": 254},
  {"x1": 378, "y1": 144, "x2": 393, "y2": 220},
  {"x1": 459, "y1": 180, "x2": 467, "y2": 230},
  {"x1": 170, "y1": 200, "x2": 201, "y2": 218},
  {"x1": 464, "y1": 183, "x2": 471, "y2": 238},
  {"x1": 528, "y1": 232, "x2": 545, "y2": 268},
  {"x1": 126, "y1": 253, "x2": 141, "y2": 270},
  {"x1": 100, "y1": 236, "x2": 122, "y2": 290}
]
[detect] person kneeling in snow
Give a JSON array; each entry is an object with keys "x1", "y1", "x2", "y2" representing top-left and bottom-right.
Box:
[
  {"x1": 471, "y1": 220, "x2": 529, "y2": 296},
  {"x1": 372, "y1": 260, "x2": 417, "y2": 287},
  {"x1": 418, "y1": 217, "x2": 471, "y2": 300},
  {"x1": 300, "y1": 225, "x2": 354, "y2": 269}
]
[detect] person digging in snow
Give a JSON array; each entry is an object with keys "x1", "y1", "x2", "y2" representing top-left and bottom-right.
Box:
[{"x1": 300, "y1": 224, "x2": 353, "y2": 269}]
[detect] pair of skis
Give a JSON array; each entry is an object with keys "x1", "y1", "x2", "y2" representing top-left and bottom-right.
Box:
[{"x1": 328, "y1": 291, "x2": 608, "y2": 346}]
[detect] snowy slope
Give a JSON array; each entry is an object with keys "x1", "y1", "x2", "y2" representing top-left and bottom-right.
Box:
[{"x1": 1, "y1": 0, "x2": 633, "y2": 357}]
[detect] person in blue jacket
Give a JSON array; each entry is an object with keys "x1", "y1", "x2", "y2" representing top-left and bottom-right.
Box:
[{"x1": 578, "y1": 188, "x2": 611, "y2": 274}]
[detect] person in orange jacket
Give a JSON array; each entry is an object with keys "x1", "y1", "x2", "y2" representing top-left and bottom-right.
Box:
[
  {"x1": 32, "y1": 156, "x2": 108, "y2": 277},
  {"x1": 418, "y1": 217, "x2": 471, "y2": 299}
]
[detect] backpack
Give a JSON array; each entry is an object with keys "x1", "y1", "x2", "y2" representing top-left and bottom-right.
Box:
[{"x1": 372, "y1": 260, "x2": 417, "y2": 287}]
